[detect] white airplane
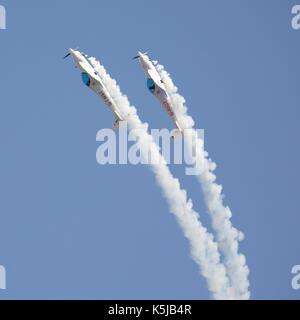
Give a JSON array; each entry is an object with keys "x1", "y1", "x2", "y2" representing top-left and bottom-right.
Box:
[
  {"x1": 65, "y1": 48, "x2": 124, "y2": 129},
  {"x1": 133, "y1": 51, "x2": 183, "y2": 133}
]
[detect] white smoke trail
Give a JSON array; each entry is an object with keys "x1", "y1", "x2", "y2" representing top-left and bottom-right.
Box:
[
  {"x1": 155, "y1": 62, "x2": 250, "y2": 300},
  {"x1": 87, "y1": 54, "x2": 235, "y2": 299}
]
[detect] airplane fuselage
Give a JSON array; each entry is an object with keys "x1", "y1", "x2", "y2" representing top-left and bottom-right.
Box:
[{"x1": 136, "y1": 52, "x2": 182, "y2": 132}]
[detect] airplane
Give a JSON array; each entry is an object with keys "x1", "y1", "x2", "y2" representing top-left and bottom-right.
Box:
[
  {"x1": 65, "y1": 48, "x2": 124, "y2": 129},
  {"x1": 133, "y1": 51, "x2": 183, "y2": 134}
]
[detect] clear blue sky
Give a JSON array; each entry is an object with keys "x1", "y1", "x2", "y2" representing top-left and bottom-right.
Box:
[{"x1": 0, "y1": 0, "x2": 299, "y2": 299}]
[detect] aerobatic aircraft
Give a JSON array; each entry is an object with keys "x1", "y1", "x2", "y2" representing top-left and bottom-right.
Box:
[
  {"x1": 65, "y1": 48, "x2": 124, "y2": 129},
  {"x1": 133, "y1": 52, "x2": 183, "y2": 133}
]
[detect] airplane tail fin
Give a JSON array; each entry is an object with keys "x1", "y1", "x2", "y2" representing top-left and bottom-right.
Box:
[
  {"x1": 113, "y1": 117, "x2": 127, "y2": 130},
  {"x1": 171, "y1": 128, "x2": 182, "y2": 139},
  {"x1": 112, "y1": 118, "x2": 120, "y2": 130}
]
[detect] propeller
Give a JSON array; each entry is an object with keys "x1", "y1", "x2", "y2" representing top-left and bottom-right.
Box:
[
  {"x1": 132, "y1": 51, "x2": 149, "y2": 60},
  {"x1": 63, "y1": 52, "x2": 71, "y2": 59},
  {"x1": 63, "y1": 47, "x2": 79, "y2": 59}
]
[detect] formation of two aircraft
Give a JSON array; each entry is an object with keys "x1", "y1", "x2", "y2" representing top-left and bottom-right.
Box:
[{"x1": 65, "y1": 48, "x2": 183, "y2": 134}]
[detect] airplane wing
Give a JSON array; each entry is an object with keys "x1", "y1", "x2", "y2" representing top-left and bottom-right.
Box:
[{"x1": 148, "y1": 69, "x2": 165, "y2": 90}]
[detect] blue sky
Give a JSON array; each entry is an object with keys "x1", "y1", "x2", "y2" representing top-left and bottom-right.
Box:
[{"x1": 0, "y1": 0, "x2": 299, "y2": 299}]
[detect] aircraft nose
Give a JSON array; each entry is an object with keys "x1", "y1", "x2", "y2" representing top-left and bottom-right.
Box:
[
  {"x1": 133, "y1": 52, "x2": 141, "y2": 60},
  {"x1": 69, "y1": 48, "x2": 82, "y2": 62},
  {"x1": 69, "y1": 48, "x2": 76, "y2": 57}
]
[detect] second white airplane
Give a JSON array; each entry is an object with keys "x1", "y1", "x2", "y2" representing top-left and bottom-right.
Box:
[{"x1": 133, "y1": 51, "x2": 183, "y2": 133}]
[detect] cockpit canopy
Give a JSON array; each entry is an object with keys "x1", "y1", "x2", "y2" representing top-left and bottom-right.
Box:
[
  {"x1": 147, "y1": 78, "x2": 155, "y2": 94},
  {"x1": 81, "y1": 72, "x2": 91, "y2": 87}
]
